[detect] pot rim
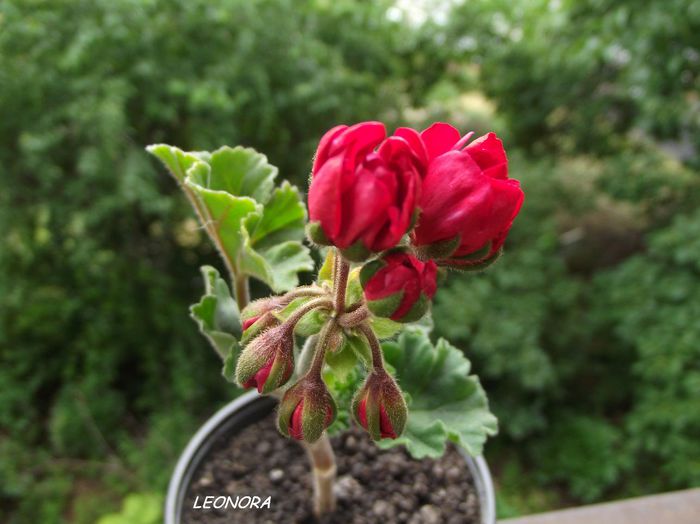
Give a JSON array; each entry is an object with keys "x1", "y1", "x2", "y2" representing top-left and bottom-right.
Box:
[{"x1": 165, "y1": 390, "x2": 496, "y2": 524}]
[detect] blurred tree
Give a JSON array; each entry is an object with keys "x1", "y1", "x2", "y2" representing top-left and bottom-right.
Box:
[{"x1": 0, "y1": 1, "x2": 440, "y2": 521}]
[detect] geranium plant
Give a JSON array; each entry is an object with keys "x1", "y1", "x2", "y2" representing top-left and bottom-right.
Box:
[{"x1": 147, "y1": 121, "x2": 523, "y2": 518}]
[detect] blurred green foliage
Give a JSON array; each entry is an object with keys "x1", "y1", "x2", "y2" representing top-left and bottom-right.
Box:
[{"x1": 0, "y1": 0, "x2": 698, "y2": 522}]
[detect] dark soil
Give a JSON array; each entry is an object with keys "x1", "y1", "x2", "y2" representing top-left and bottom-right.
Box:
[{"x1": 182, "y1": 414, "x2": 481, "y2": 524}]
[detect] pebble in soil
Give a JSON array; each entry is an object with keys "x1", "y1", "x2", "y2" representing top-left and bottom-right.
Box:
[{"x1": 183, "y1": 414, "x2": 481, "y2": 524}]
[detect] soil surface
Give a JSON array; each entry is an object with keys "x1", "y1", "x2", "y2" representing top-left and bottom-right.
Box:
[{"x1": 182, "y1": 414, "x2": 482, "y2": 524}]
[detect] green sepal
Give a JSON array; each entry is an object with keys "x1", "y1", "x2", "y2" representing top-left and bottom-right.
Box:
[
  {"x1": 395, "y1": 292, "x2": 429, "y2": 323},
  {"x1": 443, "y1": 247, "x2": 502, "y2": 272},
  {"x1": 359, "y1": 259, "x2": 384, "y2": 287},
  {"x1": 366, "y1": 290, "x2": 403, "y2": 320},
  {"x1": 305, "y1": 221, "x2": 331, "y2": 246},
  {"x1": 339, "y1": 240, "x2": 372, "y2": 262},
  {"x1": 412, "y1": 235, "x2": 460, "y2": 261},
  {"x1": 317, "y1": 248, "x2": 335, "y2": 283},
  {"x1": 240, "y1": 296, "x2": 280, "y2": 324},
  {"x1": 369, "y1": 316, "x2": 403, "y2": 339},
  {"x1": 452, "y1": 242, "x2": 492, "y2": 262},
  {"x1": 260, "y1": 353, "x2": 292, "y2": 394},
  {"x1": 241, "y1": 312, "x2": 279, "y2": 345},
  {"x1": 301, "y1": 389, "x2": 337, "y2": 443},
  {"x1": 345, "y1": 268, "x2": 364, "y2": 307},
  {"x1": 277, "y1": 383, "x2": 304, "y2": 437}
]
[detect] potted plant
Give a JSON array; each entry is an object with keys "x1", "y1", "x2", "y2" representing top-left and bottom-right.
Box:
[{"x1": 148, "y1": 121, "x2": 523, "y2": 523}]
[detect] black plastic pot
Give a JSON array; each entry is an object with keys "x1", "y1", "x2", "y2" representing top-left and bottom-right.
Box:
[{"x1": 165, "y1": 391, "x2": 496, "y2": 524}]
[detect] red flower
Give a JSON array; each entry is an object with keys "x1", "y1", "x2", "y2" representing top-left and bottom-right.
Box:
[
  {"x1": 411, "y1": 123, "x2": 524, "y2": 267},
  {"x1": 360, "y1": 251, "x2": 437, "y2": 323},
  {"x1": 307, "y1": 122, "x2": 423, "y2": 260}
]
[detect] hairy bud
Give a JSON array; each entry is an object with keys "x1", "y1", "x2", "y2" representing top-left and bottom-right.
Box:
[
  {"x1": 235, "y1": 324, "x2": 294, "y2": 394},
  {"x1": 360, "y1": 251, "x2": 437, "y2": 323},
  {"x1": 278, "y1": 376, "x2": 336, "y2": 443},
  {"x1": 352, "y1": 370, "x2": 407, "y2": 440}
]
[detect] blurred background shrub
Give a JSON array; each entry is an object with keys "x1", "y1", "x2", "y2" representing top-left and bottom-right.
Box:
[{"x1": 0, "y1": 0, "x2": 698, "y2": 522}]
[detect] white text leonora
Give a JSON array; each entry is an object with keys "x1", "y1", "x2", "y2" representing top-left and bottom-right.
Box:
[{"x1": 192, "y1": 495, "x2": 272, "y2": 510}]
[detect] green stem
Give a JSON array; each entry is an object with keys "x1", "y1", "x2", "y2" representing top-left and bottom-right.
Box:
[
  {"x1": 332, "y1": 250, "x2": 350, "y2": 315},
  {"x1": 305, "y1": 435, "x2": 337, "y2": 517},
  {"x1": 284, "y1": 297, "x2": 334, "y2": 332},
  {"x1": 358, "y1": 322, "x2": 384, "y2": 372}
]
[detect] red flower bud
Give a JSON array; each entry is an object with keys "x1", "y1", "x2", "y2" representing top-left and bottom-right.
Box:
[
  {"x1": 241, "y1": 296, "x2": 284, "y2": 331},
  {"x1": 357, "y1": 398, "x2": 396, "y2": 439},
  {"x1": 278, "y1": 376, "x2": 336, "y2": 443},
  {"x1": 360, "y1": 251, "x2": 437, "y2": 323},
  {"x1": 307, "y1": 122, "x2": 423, "y2": 261},
  {"x1": 411, "y1": 123, "x2": 524, "y2": 268},
  {"x1": 235, "y1": 324, "x2": 294, "y2": 394},
  {"x1": 352, "y1": 370, "x2": 407, "y2": 441}
]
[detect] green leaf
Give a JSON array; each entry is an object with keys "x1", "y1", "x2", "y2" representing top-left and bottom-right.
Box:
[
  {"x1": 146, "y1": 144, "x2": 203, "y2": 184},
  {"x1": 370, "y1": 316, "x2": 403, "y2": 339},
  {"x1": 148, "y1": 144, "x2": 313, "y2": 292},
  {"x1": 189, "y1": 266, "x2": 241, "y2": 373},
  {"x1": 207, "y1": 146, "x2": 276, "y2": 203},
  {"x1": 97, "y1": 493, "x2": 162, "y2": 524},
  {"x1": 378, "y1": 329, "x2": 498, "y2": 459},
  {"x1": 326, "y1": 335, "x2": 361, "y2": 380}
]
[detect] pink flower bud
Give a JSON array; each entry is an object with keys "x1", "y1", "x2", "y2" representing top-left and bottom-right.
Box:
[
  {"x1": 278, "y1": 377, "x2": 336, "y2": 443},
  {"x1": 235, "y1": 324, "x2": 294, "y2": 394},
  {"x1": 352, "y1": 370, "x2": 407, "y2": 441},
  {"x1": 410, "y1": 123, "x2": 524, "y2": 268},
  {"x1": 360, "y1": 251, "x2": 437, "y2": 323},
  {"x1": 307, "y1": 122, "x2": 424, "y2": 261}
]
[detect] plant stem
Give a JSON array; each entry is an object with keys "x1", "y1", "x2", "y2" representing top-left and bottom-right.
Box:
[
  {"x1": 333, "y1": 250, "x2": 350, "y2": 315},
  {"x1": 304, "y1": 434, "x2": 337, "y2": 517},
  {"x1": 337, "y1": 304, "x2": 370, "y2": 328},
  {"x1": 234, "y1": 274, "x2": 250, "y2": 310},
  {"x1": 301, "y1": 321, "x2": 339, "y2": 518},
  {"x1": 285, "y1": 297, "x2": 334, "y2": 330},
  {"x1": 296, "y1": 335, "x2": 318, "y2": 376},
  {"x1": 358, "y1": 322, "x2": 385, "y2": 371}
]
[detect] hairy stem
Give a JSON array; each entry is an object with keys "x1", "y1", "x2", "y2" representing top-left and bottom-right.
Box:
[
  {"x1": 337, "y1": 305, "x2": 370, "y2": 329},
  {"x1": 296, "y1": 335, "x2": 318, "y2": 377},
  {"x1": 358, "y1": 322, "x2": 385, "y2": 371},
  {"x1": 284, "y1": 297, "x2": 334, "y2": 331},
  {"x1": 333, "y1": 250, "x2": 350, "y2": 315},
  {"x1": 304, "y1": 434, "x2": 337, "y2": 517}
]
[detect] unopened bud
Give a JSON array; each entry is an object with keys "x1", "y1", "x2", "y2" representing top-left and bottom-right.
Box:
[
  {"x1": 352, "y1": 370, "x2": 407, "y2": 440},
  {"x1": 235, "y1": 324, "x2": 294, "y2": 394},
  {"x1": 278, "y1": 376, "x2": 336, "y2": 443},
  {"x1": 360, "y1": 251, "x2": 437, "y2": 323}
]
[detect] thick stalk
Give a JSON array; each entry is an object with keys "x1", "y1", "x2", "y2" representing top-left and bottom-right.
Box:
[
  {"x1": 303, "y1": 321, "x2": 338, "y2": 517},
  {"x1": 305, "y1": 434, "x2": 337, "y2": 516},
  {"x1": 332, "y1": 250, "x2": 350, "y2": 315},
  {"x1": 358, "y1": 322, "x2": 385, "y2": 371}
]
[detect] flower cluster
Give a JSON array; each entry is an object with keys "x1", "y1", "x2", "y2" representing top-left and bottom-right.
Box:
[{"x1": 234, "y1": 121, "x2": 522, "y2": 444}]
